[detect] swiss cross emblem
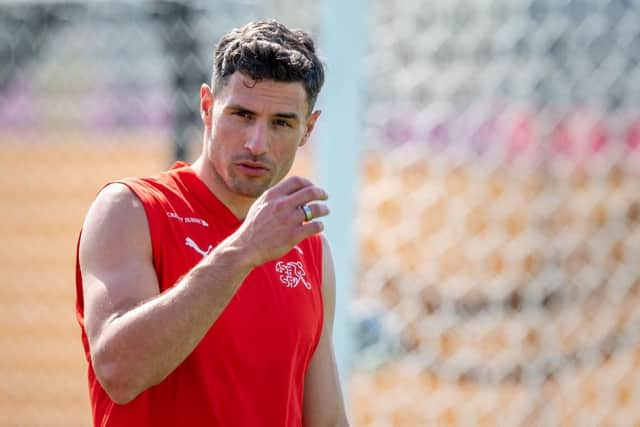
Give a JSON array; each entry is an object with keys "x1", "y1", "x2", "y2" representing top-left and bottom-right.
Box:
[{"x1": 275, "y1": 261, "x2": 312, "y2": 290}]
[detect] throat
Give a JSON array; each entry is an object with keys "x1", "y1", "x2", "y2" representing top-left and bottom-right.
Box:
[{"x1": 191, "y1": 156, "x2": 256, "y2": 220}]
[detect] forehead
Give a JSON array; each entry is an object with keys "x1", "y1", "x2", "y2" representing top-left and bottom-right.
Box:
[{"x1": 216, "y1": 72, "x2": 309, "y2": 115}]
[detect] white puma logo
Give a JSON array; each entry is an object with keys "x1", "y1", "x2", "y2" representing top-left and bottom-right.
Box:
[{"x1": 185, "y1": 237, "x2": 212, "y2": 258}]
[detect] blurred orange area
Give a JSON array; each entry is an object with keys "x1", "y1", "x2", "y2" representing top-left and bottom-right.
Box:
[
  {"x1": 0, "y1": 131, "x2": 170, "y2": 426},
  {"x1": 352, "y1": 346, "x2": 640, "y2": 427},
  {"x1": 3, "y1": 133, "x2": 640, "y2": 426},
  {"x1": 352, "y1": 148, "x2": 640, "y2": 426}
]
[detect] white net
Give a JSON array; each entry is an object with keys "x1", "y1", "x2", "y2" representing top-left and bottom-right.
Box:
[{"x1": 352, "y1": 1, "x2": 640, "y2": 425}]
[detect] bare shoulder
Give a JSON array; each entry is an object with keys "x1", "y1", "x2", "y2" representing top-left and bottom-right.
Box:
[
  {"x1": 318, "y1": 233, "x2": 336, "y2": 325},
  {"x1": 318, "y1": 232, "x2": 331, "y2": 249},
  {"x1": 83, "y1": 183, "x2": 146, "y2": 228},
  {"x1": 80, "y1": 183, "x2": 158, "y2": 333},
  {"x1": 80, "y1": 183, "x2": 150, "y2": 268},
  {"x1": 82, "y1": 183, "x2": 147, "y2": 237},
  {"x1": 319, "y1": 234, "x2": 335, "y2": 286}
]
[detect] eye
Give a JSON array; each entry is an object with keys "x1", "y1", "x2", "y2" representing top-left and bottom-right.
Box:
[
  {"x1": 232, "y1": 111, "x2": 253, "y2": 120},
  {"x1": 273, "y1": 119, "x2": 292, "y2": 128}
]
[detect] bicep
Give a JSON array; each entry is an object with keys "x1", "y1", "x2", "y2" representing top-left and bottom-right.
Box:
[
  {"x1": 79, "y1": 184, "x2": 159, "y2": 347},
  {"x1": 302, "y1": 235, "x2": 349, "y2": 427}
]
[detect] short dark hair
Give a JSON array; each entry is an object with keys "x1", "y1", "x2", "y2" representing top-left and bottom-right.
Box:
[{"x1": 212, "y1": 19, "x2": 325, "y2": 112}]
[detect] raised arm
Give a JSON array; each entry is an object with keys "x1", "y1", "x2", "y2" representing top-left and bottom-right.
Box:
[
  {"x1": 80, "y1": 177, "x2": 328, "y2": 404},
  {"x1": 302, "y1": 235, "x2": 350, "y2": 427}
]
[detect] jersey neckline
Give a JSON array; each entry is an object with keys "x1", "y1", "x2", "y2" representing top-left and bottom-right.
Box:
[{"x1": 169, "y1": 161, "x2": 243, "y2": 228}]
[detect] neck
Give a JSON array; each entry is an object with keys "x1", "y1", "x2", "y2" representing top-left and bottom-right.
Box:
[{"x1": 190, "y1": 156, "x2": 255, "y2": 220}]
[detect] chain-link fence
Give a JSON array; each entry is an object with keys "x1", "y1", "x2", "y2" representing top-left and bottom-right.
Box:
[
  {"x1": 352, "y1": 1, "x2": 640, "y2": 426},
  {"x1": 2, "y1": 1, "x2": 640, "y2": 426}
]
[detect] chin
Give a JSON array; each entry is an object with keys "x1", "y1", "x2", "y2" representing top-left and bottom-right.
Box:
[
  {"x1": 237, "y1": 189, "x2": 265, "y2": 198},
  {"x1": 231, "y1": 181, "x2": 271, "y2": 198}
]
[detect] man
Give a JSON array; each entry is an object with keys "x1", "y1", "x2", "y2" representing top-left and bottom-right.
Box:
[{"x1": 75, "y1": 19, "x2": 349, "y2": 426}]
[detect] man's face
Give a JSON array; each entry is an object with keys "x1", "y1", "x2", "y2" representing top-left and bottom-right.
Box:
[{"x1": 202, "y1": 72, "x2": 319, "y2": 199}]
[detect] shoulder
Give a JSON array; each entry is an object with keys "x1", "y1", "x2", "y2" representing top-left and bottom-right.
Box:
[
  {"x1": 89, "y1": 171, "x2": 177, "y2": 227},
  {"x1": 318, "y1": 234, "x2": 332, "y2": 267},
  {"x1": 318, "y1": 233, "x2": 330, "y2": 250},
  {"x1": 80, "y1": 183, "x2": 151, "y2": 267},
  {"x1": 303, "y1": 233, "x2": 330, "y2": 258},
  {"x1": 97, "y1": 181, "x2": 143, "y2": 203},
  {"x1": 88, "y1": 183, "x2": 147, "y2": 228},
  {"x1": 318, "y1": 234, "x2": 335, "y2": 300}
]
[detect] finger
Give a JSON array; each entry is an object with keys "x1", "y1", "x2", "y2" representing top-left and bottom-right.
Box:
[
  {"x1": 286, "y1": 185, "x2": 328, "y2": 208},
  {"x1": 271, "y1": 176, "x2": 314, "y2": 196},
  {"x1": 298, "y1": 202, "x2": 330, "y2": 222},
  {"x1": 296, "y1": 221, "x2": 325, "y2": 241}
]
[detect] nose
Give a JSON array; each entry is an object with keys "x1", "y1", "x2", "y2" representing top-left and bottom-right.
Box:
[{"x1": 244, "y1": 121, "x2": 268, "y2": 156}]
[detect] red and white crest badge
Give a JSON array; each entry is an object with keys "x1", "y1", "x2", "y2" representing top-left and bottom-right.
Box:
[{"x1": 275, "y1": 261, "x2": 312, "y2": 290}]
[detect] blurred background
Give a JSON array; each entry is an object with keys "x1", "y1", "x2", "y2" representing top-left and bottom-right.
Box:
[{"x1": 2, "y1": 0, "x2": 640, "y2": 425}]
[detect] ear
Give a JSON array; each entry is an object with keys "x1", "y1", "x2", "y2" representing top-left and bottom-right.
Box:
[
  {"x1": 299, "y1": 110, "x2": 321, "y2": 147},
  {"x1": 200, "y1": 84, "x2": 213, "y2": 127}
]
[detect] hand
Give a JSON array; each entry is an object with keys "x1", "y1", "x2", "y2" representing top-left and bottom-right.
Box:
[{"x1": 228, "y1": 176, "x2": 330, "y2": 267}]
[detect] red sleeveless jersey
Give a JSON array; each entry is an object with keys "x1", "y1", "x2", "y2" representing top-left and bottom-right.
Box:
[{"x1": 75, "y1": 162, "x2": 324, "y2": 426}]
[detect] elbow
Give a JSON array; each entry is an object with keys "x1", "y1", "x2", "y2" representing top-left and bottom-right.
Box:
[
  {"x1": 92, "y1": 355, "x2": 143, "y2": 405},
  {"x1": 106, "y1": 387, "x2": 138, "y2": 406},
  {"x1": 106, "y1": 386, "x2": 139, "y2": 406}
]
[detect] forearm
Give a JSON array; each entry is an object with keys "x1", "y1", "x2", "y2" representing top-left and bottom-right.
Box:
[{"x1": 92, "y1": 240, "x2": 253, "y2": 403}]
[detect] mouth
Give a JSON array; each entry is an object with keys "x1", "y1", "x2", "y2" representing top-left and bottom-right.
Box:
[{"x1": 234, "y1": 160, "x2": 271, "y2": 177}]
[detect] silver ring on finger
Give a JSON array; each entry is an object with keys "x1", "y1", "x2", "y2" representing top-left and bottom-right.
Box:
[{"x1": 300, "y1": 204, "x2": 313, "y2": 222}]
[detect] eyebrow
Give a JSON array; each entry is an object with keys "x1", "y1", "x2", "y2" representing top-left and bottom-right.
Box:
[
  {"x1": 227, "y1": 105, "x2": 300, "y2": 122},
  {"x1": 273, "y1": 112, "x2": 300, "y2": 121}
]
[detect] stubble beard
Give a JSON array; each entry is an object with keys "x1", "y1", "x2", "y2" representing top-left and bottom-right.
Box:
[
  {"x1": 207, "y1": 138, "x2": 295, "y2": 199},
  {"x1": 219, "y1": 165, "x2": 275, "y2": 199}
]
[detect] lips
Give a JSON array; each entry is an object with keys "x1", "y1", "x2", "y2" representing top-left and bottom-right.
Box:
[
  {"x1": 236, "y1": 160, "x2": 269, "y2": 170},
  {"x1": 235, "y1": 160, "x2": 270, "y2": 177}
]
